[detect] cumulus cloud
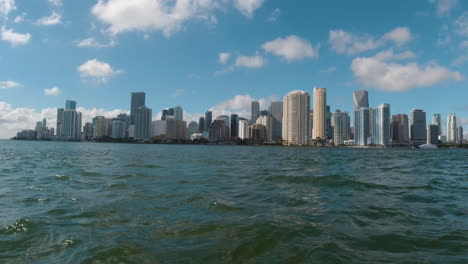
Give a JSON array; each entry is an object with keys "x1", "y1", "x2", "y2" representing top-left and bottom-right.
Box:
[
  {"x1": 329, "y1": 27, "x2": 412, "y2": 55},
  {"x1": 0, "y1": 80, "x2": 21, "y2": 89},
  {"x1": 454, "y1": 12, "x2": 468, "y2": 37},
  {"x1": 209, "y1": 94, "x2": 279, "y2": 118},
  {"x1": 0, "y1": 0, "x2": 15, "y2": 18},
  {"x1": 218, "y1": 52, "x2": 231, "y2": 64},
  {"x1": 234, "y1": 53, "x2": 265, "y2": 68},
  {"x1": 262, "y1": 35, "x2": 318, "y2": 62},
  {"x1": 1, "y1": 27, "x2": 31, "y2": 46},
  {"x1": 48, "y1": 0, "x2": 62, "y2": 6},
  {"x1": 267, "y1": 8, "x2": 280, "y2": 22},
  {"x1": 429, "y1": 0, "x2": 459, "y2": 16},
  {"x1": 233, "y1": 0, "x2": 265, "y2": 18},
  {"x1": 44, "y1": 86, "x2": 61, "y2": 96},
  {"x1": 13, "y1": 13, "x2": 25, "y2": 23},
  {"x1": 77, "y1": 59, "x2": 122, "y2": 83},
  {"x1": 76, "y1": 38, "x2": 117, "y2": 48},
  {"x1": 351, "y1": 49, "x2": 464, "y2": 92},
  {"x1": 36, "y1": 11, "x2": 62, "y2": 26}
]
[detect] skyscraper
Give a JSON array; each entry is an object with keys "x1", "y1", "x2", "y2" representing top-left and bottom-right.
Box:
[
  {"x1": 410, "y1": 109, "x2": 427, "y2": 146},
  {"x1": 457, "y1": 126, "x2": 464, "y2": 144},
  {"x1": 282, "y1": 90, "x2": 310, "y2": 145},
  {"x1": 111, "y1": 118, "x2": 126, "y2": 139},
  {"x1": 332, "y1": 110, "x2": 350, "y2": 146},
  {"x1": 60, "y1": 100, "x2": 82, "y2": 141},
  {"x1": 209, "y1": 119, "x2": 230, "y2": 141},
  {"x1": 173, "y1": 106, "x2": 183, "y2": 121},
  {"x1": 187, "y1": 121, "x2": 199, "y2": 138},
  {"x1": 238, "y1": 120, "x2": 250, "y2": 139},
  {"x1": 56, "y1": 108, "x2": 64, "y2": 136},
  {"x1": 198, "y1": 117, "x2": 205, "y2": 133},
  {"x1": 313, "y1": 87, "x2": 326, "y2": 140},
  {"x1": 326, "y1": 105, "x2": 333, "y2": 139},
  {"x1": 374, "y1": 104, "x2": 391, "y2": 147},
  {"x1": 256, "y1": 115, "x2": 273, "y2": 141},
  {"x1": 353, "y1": 90, "x2": 369, "y2": 110},
  {"x1": 432, "y1": 114, "x2": 442, "y2": 136},
  {"x1": 130, "y1": 92, "x2": 146, "y2": 125},
  {"x1": 162, "y1": 108, "x2": 175, "y2": 120},
  {"x1": 205, "y1": 111, "x2": 212, "y2": 131},
  {"x1": 447, "y1": 114, "x2": 457, "y2": 143},
  {"x1": 251, "y1": 101, "x2": 260, "y2": 124},
  {"x1": 135, "y1": 106, "x2": 152, "y2": 140},
  {"x1": 269, "y1": 101, "x2": 283, "y2": 141},
  {"x1": 65, "y1": 100, "x2": 77, "y2": 110},
  {"x1": 230, "y1": 114, "x2": 238, "y2": 138},
  {"x1": 355, "y1": 107, "x2": 370, "y2": 146},
  {"x1": 391, "y1": 114, "x2": 409, "y2": 145},
  {"x1": 427, "y1": 125, "x2": 439, "y2": 145}
]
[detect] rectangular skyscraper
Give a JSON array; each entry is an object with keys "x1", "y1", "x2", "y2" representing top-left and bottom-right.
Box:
[
  {"x1": 374, "y1": 104, "x2": 391, "y2": 147},
  {"x1": 410, "y1": 109, "x2": 427, "y2": 146},
  {"x1": 56, "y1": 108, "x2": 64, "y2": 136},
  {"x1": 313, "y1": 87, "x2": 326, "y2": 140},
  {"x1": 173, "y1": 106, "x2": 183, "y2": 121},
  {"x1": 130, "y1": 92, "x2": 146, "y2": 125},
  {"x1": 427, "y1": 125, "x2": 439, "y2": 145},
  {"x1": 332, "y1": 110, "x2": 350, "y2": 146},
  {"x1": 269, "y1": 101, "x2": 283, "y2": 141},
  {"x1": 204, "y1": 111, "x2": 212, "y2": 131},
  {"x1": 135, "y1": 106, "x2": 152, "y2": 140},
  {"x1": 447, "y1": 114, "x2": 457, "y2": 143},
  {"x1": 65, "y1": 100, "x2": 77, "y2": 110},
  {"x1": 353, "y1": 90, "x2": 369, "y2": 110},
  {"x1": 251, "y1": 101, "x2": 260, "y2": 124},
  {"x1": 282, "y1": 90, "x2": 310, "y2": 146},
  {"x1": 457, "y1": 126, "x2": 463, "y2": 144},
  {"x1": 432, "y1": 114, "x2": 442, "y2": 136},
  {"x1": 355, "y1": 108, "x2": 370, "y2": 146},
  {"x1": 230, "y1": 114, "x2": 238, "y2": 138},
  {"x1": 391, "y1": 114, "x2": 409, "y2": 145},
  {"x1": 198, "y1": 117, "x2": 205, "y2": 133}
]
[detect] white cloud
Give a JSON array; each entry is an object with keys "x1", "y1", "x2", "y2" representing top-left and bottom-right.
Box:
[
  {"x1": 209, "y1": 94, "x2": 279, "y2": 118},
  {"x1": 48, "y1": 0, "x2": 62, "y2": 6},
  {"x1": 1, "y1": 27, "x2": 31, "y2": 46},
  {"x1": 454, "y1": 12, "x2": 468, "y2": 37},
  {"x1": 13, "y1": 13, "x2": 25, "y2": 23},
  {"x1": 218, "y1": 52, "x2": 231, "y2": 64},
  {"x1": 234, "y1": 0, "x2": 265, "y2": 18},
  {"x1": 76, "y1": 38, "x2": 117, "y2": 48},
  {"x1": 373, "y1": 49, "x2": 415, "y2": 61},
  {"x1": 429, "y1": 0, "x2": 459, "y2": 16},
  {"x1": 36, "y1": 11, "x2": 61, "y2": 26},
  {"x1": 234, "y1": 53, "x2": 265, "y2": 68},
  {"x1": 267, "y1": 8, "x2": 280, "y2": 22},
  {"x1": 0, "y1": 80, "x2": 21, "y2": 89},
  {"x1": 77, "y1": 59, "x2": 122, "y2": 83},
  {"x1": 44, "y1": 86, "x2": 61, "y2": 96},
  {"x1": 351, "y1": 50, "x2": 464, "y2": 92},
  {"x1": 382, "y1": 27, "x2": 412, "y2": 46},
  {"x1": 262, "y1": 35, "x2": 318, "y2": 62},
  {"x1": 320, "y1": 66, "x2": 336, "y2": 74},
  {"x1": 329, "y1": 27, "x2": 412, "y2": 55},
  {"x1": 0, "y1": 0, "x2": 15, "y2": 18},
  {"x1": 452, "y1": 55, "x2": 468, "y2": 66}
]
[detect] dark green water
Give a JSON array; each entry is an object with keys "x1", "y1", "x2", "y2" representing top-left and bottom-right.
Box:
[{"x1": 1, "y1": 140, "x2": 467, "y2": 263}]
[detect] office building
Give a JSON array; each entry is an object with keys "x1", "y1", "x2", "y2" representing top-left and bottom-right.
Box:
[
  {"x1": 230, "y1": 114, "x2": 239, "y2": 138},
  {"x1": 56, "y1": 108, "x2": 64, "y2": 136},
  {"x1": 249, "y1": 124, "x2": 267, "y2": 144},
  {"x1": 94, "y1": 117, "x2": 112, "y2": 138},
  {"x1": 238, "y1": 120, "x2": 250, "y2": 139},
  {"x1": 326, "y1": 105, "x2": 333, "y2": 140},
  {"x1": 135, "y1": 106, "x2": 152, "y2": 140},
  {"x1": 65, "y1": 100, "x2": 77, "y2": 110},
  {"x1": 447, "y1": 114, "x2": 457, "y2": 143},
  {"x1": 111, "y1": 118, "x2": 126, "y2": 139},
  {"x1": 130, "y1": 92, "x2": 145, "y2": 125},
  {"x1": 269, "y1": 101, "x2": 283, "y2": 141},
  {"x1": 391, "y1": 114, "x2": 409, "y2": 145},
  {"x1": 457, "y1": 126, "x2": 464, "y2": 144},
  {"x1": 209, "y1": 119, "x2": 230, "y2": 141},
  {"x1": 83, "y1": 122, "x2": 93, "y2": 140},
  {"x1": 332, "y1": 110, "x2": 350, "y2": 146},
  {"x1": 205, "y1": 111, "x2": 212, "y2": 131},
  {"x1": 410, "y1": 109, "x2": 427, "y2": 146},
  {"x1": 151, "y1": 120, "x2": 167, "y2": 138},
  {"x1": 60, "y1": 100, "x2": 82, "y2": 141},
  {"x1": 187, "y1": 121, "x2": 199, "y2": 138},
  {"x1": 432, "y1": 114, "x2": 442, "y2": 136},
  {"x1": 256, "y1": 115, "x2": 273, "y2": 141},
  {"x1": 353, "y1": 90, "x2": 369, "y2": 110},
  {"x1": 166, "y1": 118, "x2": 187, "y2": 140},
  {"x1": 173, "y1": 106, "x2": 183, "y2": 121},
  {"x1": 251, "y1": 101, "x2": 260, "y2": 124},
  {"x1": 313, "y1": 87, "x2": 326, "y2": 140},
  {"x1": 162, "y1": 108, "x2": 175, "y2": 120},
  {"x1": 198, "y1": 117, "x2": 205, "y2": 133},
  {"x1": 282, "y1": 90, "x2": 310, "y2": 145},
  {"x1": 374, "y1": 104, "x2": 391, "y2": 147},
  {"x1": 427, "y1": 124, "x2": 439, "y2": 145},
  {"x1": 355, "y1": 107, "x2": 370, "y2": 146}
]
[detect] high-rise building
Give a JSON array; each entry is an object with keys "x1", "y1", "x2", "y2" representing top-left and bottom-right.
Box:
[
  {"x1": 326, "y1": 105, "x2": 333, "y2": 139},
  {"x1": 332, "y1": 110, "x2": 350, "y2": 146},
  {"x1": 269, "y1": 102, "x2": 283, "y2": 141},
  {"x1": 83, "y1": 122, "x2": 93, "y2": 140},
  {"x1": 209, "y1": 119, "x2": 230, "y2": 141},
  {"x1": 353, "y1": 90, "x2": 369, "y2": 110},
  {"x1": 249, "y1": 124, "x2": 267, "y2": 144},
  {"x1": 111, "y1": 118, "x2": 126, "y2": 139},
  {"x1": 355, "y1": 107, "x2": 370, "y2": 146},
  {"x1": 457, "y1": 126, "x2": 464, "y2": 144},
  {"x1": 205, "y1": 111, "x2": 212, "y2": 131},
  {"x1": 256, "y1": 115, "x2": 273, "y2": 141},
  {"x1": 165, "y1": 118, "x2": 187, "y2": 140},
  {"x1": 410, "y1": 109, "x2": 427, "y2": 146},
  {"x1": 391, "y1": 114, "x2": 409, "y2": 145},
  {"x1": 447, "y1": 114, "x2": 457, "y2": 143},
  {"x1": 135, "y1": 106, "x2": 152, "y2": 140},
  {"x1": 313, "y1": 87, "x2": 326, "y2": 140},
  {"x1": 251, "y1": 101, "x2": 260, "y2": 124},
  {"x1": 427, "y1": 125, "x2": 439, "y2": 145},
  {"x1": 230, "y1": 114, "x2": 238, "y2": 138},
  {"x1": 218, "y1": 116, "x2": 230, "y2": 129},
  {"x1": 238, "y1": 120, "x2": 250, "y2": 139},
  {"x1": 368, "y1": 108, "x2": 376, "y2": 143},
  {"x1": 198, "y1": 117, "x2": 205, "y2": 133},
  {"x1": 65, "y1": 100, "x2": 77, "y2": 110},
  {"x1": 282, "y1": 90, "x2": 310, "y2": 145},
  {"x1": 151, "y1": 120, "x2": 167, "y2": 138},
  {"x1": 162, "y1": 108, "x2": 175, "y2": 120},
  {"x1": 374, "y1": 104, "x2": 391, "y2": 147},
  {"x1": 130, "y1": 92, "x2": 145, "y2": 125},
  {"x1": 187, "y1": 121, "x2": 199, "y2": 138},
  {"x1": 173, "y1": 106, "x2": 183, "y2": 121},
  {"x1": 94, "y1": 117, "x2": 112, "y2": 138},
  {"x1": 56, "y1": 108, "x2": 64, "y2": 136},
  {"x1": 432, "y1": 114, "x2": 442, "y2": 136}
]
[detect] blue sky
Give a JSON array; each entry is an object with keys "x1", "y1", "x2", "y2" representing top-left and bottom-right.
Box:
[{"x1": 0, "y1": 0, "x2": 467, "y2": 138}]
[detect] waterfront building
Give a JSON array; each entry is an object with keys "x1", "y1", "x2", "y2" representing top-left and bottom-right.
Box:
[
  {"x1": 269, "y1": 101, "x2": 283, "y2": 141},
  {"x1": 374, "y1": 104, "x2": 391, "y2": 147},
  {"x1": 65, "y1": 100, "x2": 76, "y2": 110},
  {"x1": 238, "y1": 120, "x2": 250, "y2": 139},
  {"x1": 354, "y1": 107, "x2": 370, "y2": 146},
  {"x1": 56, "y1": 108, "x2": 64, "y2": 136},
  {"x1": 135, "y1": 106, "x2": 152, "y2": 140},
  {"x1": 391, "y1": 114, "x2": 409, "y2": 145},
  {"x1": 151, "y1": 120, "x2": 167, "y2": 138},
  {"x1": 427, "y1": 124, "x2": 439, "y2": 145},
  {"x1": 111, "y1": 118, "x2": 126, "y2": 139},
  {"x1": 230, "y1": 114, "x2": 239, "y2": 138},
  {"x1": 61, "y1": 100, "x2": 82, "y2": 141},
  {"x1": 198, "y1": 117, "x2": 205, "y2": 133},
  {"x1": 205, "y1": 111, "x2": 212, "y2": 131},
  {"x1": 313, "y1": 87, "x2": 326, "y2": 140},
  {"x1": 457, "y1": 126, "x2": 464, "y2": 144},
  {"x1": 249, "y1": 124, "x2": 267, "y2": 144},
  {"x1": 256, "y1": 115, "x2": 273, "y2": 141},
  {"x1": 432, "y1": 114, "x2": 442, "y2": 136},
  {"x1": 187, "y1": 121, "x2": 199, "y2": 138},
  {"x1": 410, "y1": 109, "x2": 427, "y2": 146},
  {"x1": 166, "y1": 118, "x2": 187, "y2": 140},
  {"x1": 128, "y1": 125, "x2": 135, "y2": 138},
  {"x1": 162, "y1": 108, "x2": 175, "y2": 120},
  {"x1": 251, "y1": 101, "x2": 260, "y2": 124},
  {"x1": 282, "y1": 90, "x2": 310, "y2": 146},
  {"x1": 353, "y1": 90, "x2": 369, "y2": 110},
  {"x1": 447, "y1": 114, "x2": 457, "y2": 143},
  {"x1": 130, "y1": 92, "x2": 145, "y2": 125},
  {"x1": 94, "y1": 117, "x2": 112, "y2": 138},
  {"x1": 209, "y1": 119, "x2": 230, "y2": 141},
  {"x1": 218, "y1": 115, "x2": 230, "y2": 130},
  {"x1": 308, "y1": 110, "x2": 314, "y2": 141},
  {"x1": 326, "y1": 105, "x2": 333, "y2": 140},
  {"x1": 332, "y1": 110, "x2": 350, "y2": 146},
  {"x1": 173, "y1": 106, "x2": 183, "y2": 121},
  {"x1": 83, "y1": 122, "x2": 93, "y2": 140}
]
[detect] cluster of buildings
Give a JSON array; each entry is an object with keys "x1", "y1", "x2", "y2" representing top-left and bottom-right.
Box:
[{"x1": 15, "y1": 89, "x2": 465, "y2": 147}]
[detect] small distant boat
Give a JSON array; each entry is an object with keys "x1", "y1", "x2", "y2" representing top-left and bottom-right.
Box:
[{"x1": 418, "y1": 144, "x2": 438, "y2": 149}]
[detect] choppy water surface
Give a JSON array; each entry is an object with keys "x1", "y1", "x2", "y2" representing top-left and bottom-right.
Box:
[{"x1": 0, "y1": 140, "x2": 467, "y2": 263}]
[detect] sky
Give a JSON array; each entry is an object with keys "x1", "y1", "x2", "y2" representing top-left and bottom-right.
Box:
[{"x1": 0, "y1": 0, "x2": 467, "y2": 139}]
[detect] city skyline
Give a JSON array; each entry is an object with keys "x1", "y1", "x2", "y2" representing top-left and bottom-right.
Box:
[{"x1": 1, "y1": 0, "x2": 468, "y2": 139}]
